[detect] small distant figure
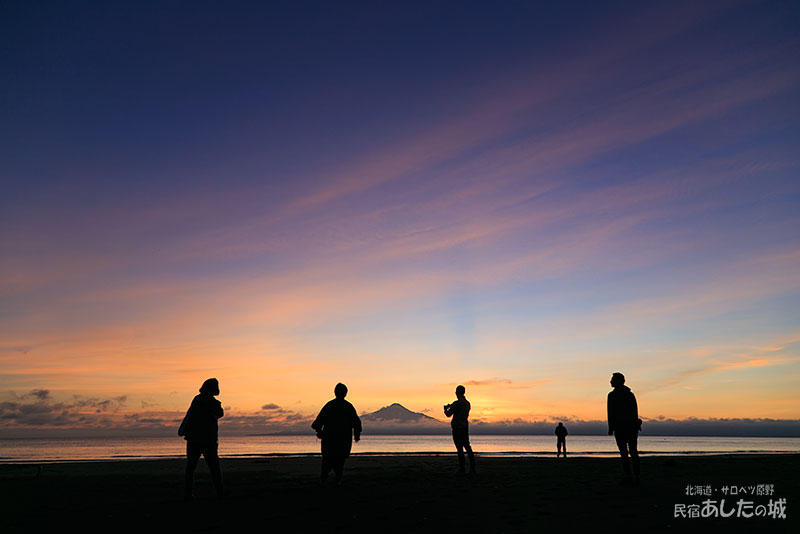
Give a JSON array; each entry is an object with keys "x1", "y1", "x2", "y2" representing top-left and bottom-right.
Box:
[
  {"x1": 555, "y1": 422, "x2": 568, "y2": 457},
  {"x1": 444, "y1": 385, "x2": 476, "y2": 474},
  {"x1": 180, "y1": 378, "x2": 224, "y2": 500},
  {"x1": 311, "y1": 383, "x2": 362, "y2": 486},
  {"x1": 607, "y1": 372, "x2": 641, "y2": 484}
]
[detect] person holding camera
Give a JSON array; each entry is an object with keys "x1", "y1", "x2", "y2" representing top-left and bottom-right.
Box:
[{"x1": 444, "y1": 385, "x2": 476, "y2": 474}]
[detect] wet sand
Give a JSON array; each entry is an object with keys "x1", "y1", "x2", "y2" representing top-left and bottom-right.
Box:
[{"x1": 1, "y1": 454, "x2": 797, "y2": 533}]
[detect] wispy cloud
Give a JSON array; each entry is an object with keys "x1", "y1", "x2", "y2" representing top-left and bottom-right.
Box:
[{"x1": 641, "y1": 342, "x2": 800, "y2": 393}]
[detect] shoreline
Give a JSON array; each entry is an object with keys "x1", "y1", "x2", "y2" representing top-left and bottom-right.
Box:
[
  {"x1": 3, "y1": 435, "x2": 799, "y2": 464},
  {"x1": 2, "y1": 449, "x2": 800, "y2": 465},
  {"x1": 2, "y1": 454, "x2": 797, "y2": 532}
]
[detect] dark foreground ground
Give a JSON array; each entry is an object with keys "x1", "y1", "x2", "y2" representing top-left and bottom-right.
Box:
[{"x1": 1, "y1": 454, "x2": 797, "y2": 533}]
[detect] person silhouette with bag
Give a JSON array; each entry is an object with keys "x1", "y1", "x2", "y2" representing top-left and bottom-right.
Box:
[{"x1": 181, "y1": 378, "x2": 224, "y2": 500}]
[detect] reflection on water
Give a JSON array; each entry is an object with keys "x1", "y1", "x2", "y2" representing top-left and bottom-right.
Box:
[{"x1": 1, "y1": 435, "x2": 799, "y2": 463}]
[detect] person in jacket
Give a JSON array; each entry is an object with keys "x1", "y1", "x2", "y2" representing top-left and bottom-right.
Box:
[
  {"x1": 607, "y1": 372, "x2": 641, "y2": 484},
  {"x1": 182, "y1": 378, "x2": 224, "y2": 500},
  {"x1": 311, "y1": 383, "x2": 362, "y2": 486},
  {"x1": 444, "y1": 385, "x2": 476, "y2": 473},
  {"x1": 555, "y1": 422, "x2": 568, "y2": 457}
]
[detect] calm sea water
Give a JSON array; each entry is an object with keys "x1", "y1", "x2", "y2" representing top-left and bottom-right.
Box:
[{"x1": 1, "y1": 435, "x2": 799, "y2": 463}]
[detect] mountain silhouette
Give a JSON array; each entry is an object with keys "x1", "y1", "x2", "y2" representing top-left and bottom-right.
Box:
[{"x1": 361, "y1": 403, "x2": 439, "y2": 423}]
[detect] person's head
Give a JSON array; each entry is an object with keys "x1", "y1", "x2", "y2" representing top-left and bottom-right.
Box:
[
  {"x1": 455, "y1": 385, "x2": 466, "y2": 397},
  {"x1": 610, "y1": 372, "x2": 625, "y2": 388},
  {"x1": 199, "y1": 378, "x2": 220, "y2": 396},
  {"x1": 558, "y1": 422, "x2": 564, "y2": 427},
  {"x1": 334, "y1": 382, "x2": 348, "y2": 399}
]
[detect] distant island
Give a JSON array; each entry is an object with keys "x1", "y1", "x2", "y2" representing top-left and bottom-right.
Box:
[
  {"x1": 361, "y1": 403, "x2": 440, "y2": 424},
  {"x1": 360, "y1": 403, "x2": 447, "y2": 434}
]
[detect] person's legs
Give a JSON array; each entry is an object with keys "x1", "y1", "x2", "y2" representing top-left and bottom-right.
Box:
[
  {"x1": 202, "y1": 442, "x2": 224, "y2": 497},
  {"x1": 333, "y1": 458, "x2": 345, "y2": 485},
  {"x1": 320, "y1": 439, "x2": 333, "y2": 484},
  {"x1": 628, "y1": 436, "x2": 640, "y2": 478},
  {"x1": 464, "y1": 438, "x2": 476, "y2": 472},
  {"x1": 185, "y1": 441, "x2": 202, "y2": 499},
  {"x1": 557, "y1": 439, "x2": 563, "y2": 457},
  {"x1": 453, "y1": 430, "x2": 466, "y2": 471},
  {"x1": 320, "y1": 457, "x2": 332, "y2": 484},
  {"x1": 614, "y1": 433, "x2": 632, "y2": 477},
  {"x1": 456, "y1": 445, "x2": 466, "y2": 471}
]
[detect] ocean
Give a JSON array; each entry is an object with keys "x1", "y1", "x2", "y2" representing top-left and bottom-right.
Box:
[{"x1": 1, "y1": 435, "x2": 799, "y2": 463}]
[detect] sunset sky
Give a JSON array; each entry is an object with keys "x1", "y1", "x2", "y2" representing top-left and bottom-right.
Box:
[{"x1": 1, "y1": 1, "x2": 799, "y2": 436}]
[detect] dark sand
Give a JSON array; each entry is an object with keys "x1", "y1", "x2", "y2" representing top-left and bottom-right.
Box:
[{"x1": 1, "y1": 454, "x2": 797, "y2": 533}]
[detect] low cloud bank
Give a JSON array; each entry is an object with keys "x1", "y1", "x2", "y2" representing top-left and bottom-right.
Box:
[
  {"x1": 1, "y1": 390, "x2": 131, "y2": 429},
  {"x1": 1, "y1": 390, "x2": 798, "y2": 437}
]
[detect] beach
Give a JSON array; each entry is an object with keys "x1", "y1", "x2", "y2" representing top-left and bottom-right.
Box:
[{"x1": 2, "y1": 454, "x2": 796, "y2": 533}]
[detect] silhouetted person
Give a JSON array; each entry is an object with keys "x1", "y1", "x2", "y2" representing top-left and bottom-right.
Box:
[
  {"x1": 555, "y1": 422, "x2": 568, "y2": 457},
  {"x1": 181, "y1": 378, "x2": 224, "y2": 500},
  {"x1": 311, "y1": 383, "x2": 362, "y2": 486},
  {"x1": 607, "y1": 372, "x2": 641, "y2": 484},
  {"x1": 444, "y1": 385, "x2": 476, "y2": 473}
]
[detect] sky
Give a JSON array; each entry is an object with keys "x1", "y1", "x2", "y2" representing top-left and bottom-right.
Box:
[{"x1": 1, "y1": 1, "x2": 799, "y2": 436}]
